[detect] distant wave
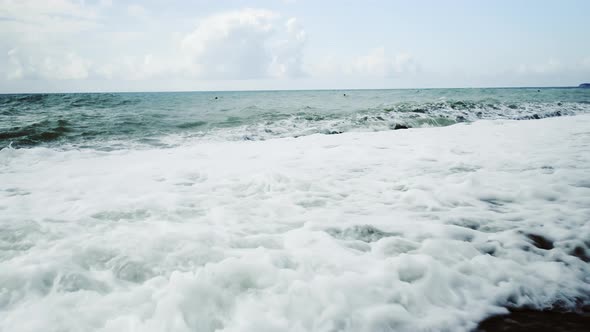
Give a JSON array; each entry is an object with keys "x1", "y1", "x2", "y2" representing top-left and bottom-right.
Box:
[{"x1": 1, "y1": 89, "x2": 589, "y2": 149}]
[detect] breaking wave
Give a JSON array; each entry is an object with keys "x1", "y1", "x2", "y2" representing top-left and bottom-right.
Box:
[{"x1": 1, "y1": 88, "x2": 589, "y2": 149}]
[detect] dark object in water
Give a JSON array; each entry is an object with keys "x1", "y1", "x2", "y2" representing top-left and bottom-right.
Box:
[
  {"x1": 571, "y1": 245, "x2": 590, "y2": 262},
  {"x1": 393, "y1": 124, "x2": 410, "y2": 130},
  {"x1": 517, "y1": 111, "x2": 562, "y2": 121},
  {"x1": 578, "y1": 83, "x2": 590, "y2": 88},
  {"x1": 522, "y1": 114, "x2": 541, "y2": 120},
  {"x1": 475, "y1": 308, "x2": 590, "y2": 332},
  {"x1": 526, "y1": 233, "x2": 554, "y2": 250},
  {"x1": 325, "y1": 225, "x2": 396, "y2": 243}
]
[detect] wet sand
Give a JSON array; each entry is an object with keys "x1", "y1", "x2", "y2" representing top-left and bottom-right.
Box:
[{"x1": 476, "y1": 308, "x2": 590, "y2": 332}]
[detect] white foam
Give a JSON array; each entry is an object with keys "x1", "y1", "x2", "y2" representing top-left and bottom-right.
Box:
[{"x1": 1, "y1": 115, "x2": 590, "y2": 332}]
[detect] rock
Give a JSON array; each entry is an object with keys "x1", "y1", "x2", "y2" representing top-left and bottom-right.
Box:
[
  {"x1": 519, "y1": 114, "x2": 541, "y2": 120},
  {"x1": 571, "y1": 246, "x2": 590, "y2": 262},
  {"x1": 476, "y1": 309, "x2": 590, "y2": 332},
  {"x1": 526, "y1": 233, "x2": 554, "y2": 250},
  {"x1": 393, "y1": 124, "x2": 410, "y2": 130},
  {"x1": 450, "y1": 101, "x2": 466, "y2": 109},
  {"x1": 578, "y1": 83, "x2": 590, "y2": 88}
]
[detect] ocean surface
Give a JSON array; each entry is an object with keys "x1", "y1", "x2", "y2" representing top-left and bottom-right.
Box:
[
  {"x1": 1, "y1": 88, "x2": 590, "y2": 331},
  {"x1": 1, "y1": 87, "x2": 589, "y2": 150}
]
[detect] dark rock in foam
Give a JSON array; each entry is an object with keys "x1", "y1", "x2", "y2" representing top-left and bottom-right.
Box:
[
  {"x1": 475, "y1": 308, "x2": 590, "y2": 332},
  {"x1": 571, "y1": 246, "x2": 590, "y2": 262},
  {"x1": 526, "y1": 233, "x2": 554, "y2": 250}
]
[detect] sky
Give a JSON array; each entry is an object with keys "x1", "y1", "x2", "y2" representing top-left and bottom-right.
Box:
[{"x1": 1, "y1": 0, "x2": 589, "y2": 93}]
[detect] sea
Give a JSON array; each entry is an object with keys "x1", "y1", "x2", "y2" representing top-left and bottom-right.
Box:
[
  {"x1": 1, "y1": 87, "x2": 589, "y2": 331},
  {"x1": 1, "y1": 87, "x2": 589, "y2": 150}
]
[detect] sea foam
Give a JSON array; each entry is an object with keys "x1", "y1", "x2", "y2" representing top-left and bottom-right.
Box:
[{"x1": 1, "y1": 115, "x2": 589, "y2": 331}]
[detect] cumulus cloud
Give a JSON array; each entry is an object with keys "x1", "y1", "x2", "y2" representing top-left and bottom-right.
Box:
[
  {"x1": 0, "y1": 3, "x2": 423, "y2": 84},
  {"x1": 269, "y1": 18, "x2": 307, "y2": 78},
  {"x1": 181, "y1": 9, "x2": 306, "y2": 79},
  {"x1": 0, "y1": 0, "x2": 101, "y2": 81},
  {"x1": 1, "y1": 4, "x2": 308, "y2": 82}
]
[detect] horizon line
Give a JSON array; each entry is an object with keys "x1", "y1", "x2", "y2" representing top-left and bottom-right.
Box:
[{"x1": 0, "y1": 84, "x2": 587, "y2": 95}]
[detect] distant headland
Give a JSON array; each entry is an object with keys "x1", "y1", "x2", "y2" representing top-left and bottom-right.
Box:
[{"x1": 579, "y1": 83, "x2": 590, "y2": 88}]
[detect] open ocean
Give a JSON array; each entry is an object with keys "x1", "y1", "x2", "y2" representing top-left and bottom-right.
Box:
[{"x1": 1, "y1": 88, "x2": 590, "y2": 331}]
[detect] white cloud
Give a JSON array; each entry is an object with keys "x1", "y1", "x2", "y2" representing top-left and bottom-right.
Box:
[
  {"x1": 517, "y1": 59, "x2": 563, "y2": 75},
  {"x1": 0, "y1": 0, "x2": 100, "y2": 81},
  {"x1": 0, "y1": 0, "x2": 100, "y2": 39},
  {"x1": 269, "y1": 17, "x2": 307, "y2": 78},
  {"x1": 351, "y1": 47, "x2": 419, "y2": 77},
  {"x1": 2, "y1": 4, "x2": 309, "y2": 82},
  {"x1": 1, "y1": 2, "x2": 309, "y2": 83},
  {"x1": 311, "y1": 47, "x2": 419, "y2": 78},
  {"x1": 99, "y1": 0, "x2": 113, "y2": 7},
  {"x1": 7, "y1": 48, "x2": 90, "y2": 80},
  {"x1": 0, "y1": 0, "x2": 102, "y2": 76},
  {"x1": 181, "y1": 9, "x2": 306, "y2": 79},
  {"x1": 94, "y1": 54, "x2": 179, "y2": 81},
  {"x1": 127, "y1": 4, "x2": 149, "y2": 20},
  {"x1": 0, "y1": 0, "x2": 99, "y2": 21},
  {"x1": 1, "y1": 4, "x2": 419, "y2": 85}
]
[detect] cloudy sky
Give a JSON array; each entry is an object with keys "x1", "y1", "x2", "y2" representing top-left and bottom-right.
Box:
[{"x1": 1, "y1": 0, "x2": 589, "y2": 93}]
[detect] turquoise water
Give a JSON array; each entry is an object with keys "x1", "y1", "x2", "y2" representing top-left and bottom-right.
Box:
[{"x1": 1, "y1": 87, "x2": 589, "y2": 149}]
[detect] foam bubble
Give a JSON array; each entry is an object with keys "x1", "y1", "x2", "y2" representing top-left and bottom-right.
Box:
[{"x1": 1, "y1": 115, "x2": 589, "y2": 331}]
